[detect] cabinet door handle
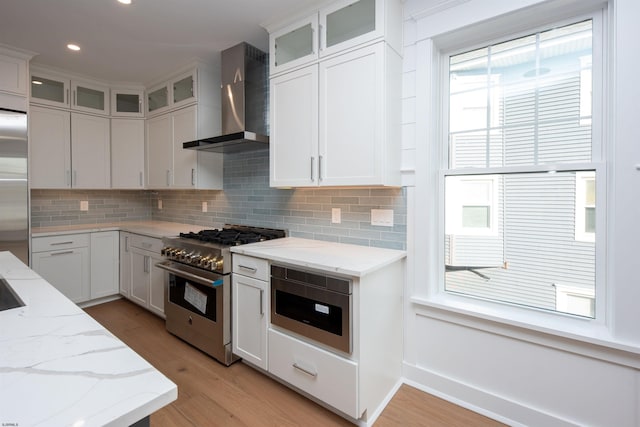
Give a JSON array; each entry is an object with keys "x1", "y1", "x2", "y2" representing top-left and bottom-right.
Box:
[
  {"x1": 65, "y1": 170, "x2": 70, "y2": 187},
  {"x1": 318, "y1": 155, "x2": 323, "y2": 182},
  {"x1": 239, "y1": 265, "x2": 257, "y2": 273},
  {"x1": 293, "y1": 363, "x2": 317, "y2": 378},
  {"x1": 311, "y1": 27, "x2": 316, "y2": 55},
  {"x1": 310, "y1": 156, "x2": 315, "y2": 182},
  {"x1": 191, "y1": 168, "x2": 195, "y2": 186},
  {"x1": 139, "y1": 171, "x2": 143, "y2": 187},
  {"x1": 125, "y1": 236, "x2": 129, "y2": 252},
  {"x1": 259, "y1": 289, "x2": 264, "y2": 315},
  {"x1": 51, "y1": 241, "x2": 74, "y2": 246},
  {"x1": 319, "y1": 24, "x2": 324, "y2": 52},
  {"x1": 66, "y1": 88, "x2": 69, "y2": 105},
  {"x1": 73, "y1": 89, "x2": 76, "y2": 106},
  {"x1": 166, "y1": 170, "x2": 171, "y2": 187},
  {"x1": 51, "y1": 250, "x2": 73, "y2": 256},
  {"x1": 144, "y1": 255, "x2": 150, "y2": 273}
]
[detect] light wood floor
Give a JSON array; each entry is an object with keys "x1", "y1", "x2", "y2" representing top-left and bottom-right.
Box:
[{"x1": 85, "y1": 299, "x2": 505, "y2": 427}]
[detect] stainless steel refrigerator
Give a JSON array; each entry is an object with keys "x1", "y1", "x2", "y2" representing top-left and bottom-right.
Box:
[{"x1": 0, "y1": 108, "x2": 28, "y2": 265}]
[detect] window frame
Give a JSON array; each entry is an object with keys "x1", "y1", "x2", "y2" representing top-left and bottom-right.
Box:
[{"x1": 434, "y1": 10, "x2": 607, "y2": 324}]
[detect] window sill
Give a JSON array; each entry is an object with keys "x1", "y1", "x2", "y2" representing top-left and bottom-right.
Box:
[{"x1": 410, "y1": 294, "x2": 640, "y2": 369}]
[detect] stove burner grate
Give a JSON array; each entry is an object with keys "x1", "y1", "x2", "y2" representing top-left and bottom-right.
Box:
[{"x1": 179, "y1": 226, "x2": 285, "y2": 246}]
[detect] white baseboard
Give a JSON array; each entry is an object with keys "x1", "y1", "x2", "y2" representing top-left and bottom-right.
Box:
[{"x1": 402, "y1": 363, "x2": 580, "y2": 427}]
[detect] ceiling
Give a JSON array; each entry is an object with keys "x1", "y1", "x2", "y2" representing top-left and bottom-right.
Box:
[{"x1": 0, "y1": 0, "x2": 325, "y2": 85}]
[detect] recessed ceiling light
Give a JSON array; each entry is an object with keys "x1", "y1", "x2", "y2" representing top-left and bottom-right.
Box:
[
  {"x1": 118, "y1": 0, "x2": 132, "y2": 4},
  {"x1": 32, "y1": 80, "x2": 43, "y2": 85},
  {"x1": 67, "y1": 43, "x2": 81, "y2": 51}
]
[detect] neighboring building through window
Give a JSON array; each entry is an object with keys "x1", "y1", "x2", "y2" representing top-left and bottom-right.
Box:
[{"x1": 443, "y1": 19, "x2": 599, "y2": 317}]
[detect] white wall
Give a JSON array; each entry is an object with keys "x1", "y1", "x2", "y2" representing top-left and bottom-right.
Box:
[{"x1": 401, "y1": 0, "x2": 640, "y2": 425}]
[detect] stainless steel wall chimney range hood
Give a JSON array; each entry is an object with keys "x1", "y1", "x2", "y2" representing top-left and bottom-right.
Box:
[{"x1": 183, "y1": 42, "x2": 269, "y2": 153}]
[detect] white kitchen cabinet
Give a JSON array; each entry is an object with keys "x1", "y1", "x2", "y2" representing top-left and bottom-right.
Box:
[
  {"x1": 30, "y1": 68, "x2": 109, "y2": 115},
  {"x1": 232, "y1": 255, "x2": 270, "y2": 370},
  {"x1": 146, "y1": 67, "x2": 198, "y2": 117},
  {"x1": 120, "y1": 232, "x2": 132, "y2": 298},
  {"x1": 30, "y1": 108, "x2": 111, "y2": 189},
  {"x1": 71, "y1": 112, "x2": 111, "y2": 188},
  {"x1": 111, "y1": 88, "x2": 144, "y2": 117},
  {"x1": 31, "y1": 234, "x2": 90, "y2": 303},
  {"x1": 0, "y1": 47, "x2": 31, "y2": 97},
  {"x1": 90, "y1": 231, "x2": 119, "y2": 299},
  {"x1": 268, "y1": 0, "x2": 402, "y2": 76},
  {"x1": 270, "y1": 42, "x2": 401, "y2": 187},
  {"x1": 111, "y1": 118, "x2": 145, "y2": 188},
  {"x1": 29, "y1": 105, "x2": 71, "y2": 188},
  {"x1": 269, "y1": 328, "x2": 359, "y2": 416},
  {"x1": 32, "y1": 232, "x2": 120, "y2": 304},
  {"x1": 125, "y1": 233, "x2": 165, "y2": 318},
  {"x1": 146, "y1": 104, "x2": 223, "y2": 190},
  {"x1": 232, "y1": 239, "x2": 405, "y2": 423}
]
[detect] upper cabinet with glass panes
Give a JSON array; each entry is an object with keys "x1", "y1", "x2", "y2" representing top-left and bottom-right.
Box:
[
  {"x1": 30, "y1": 69, "x2": 109, "y2": 115},
  {"x1": 111, "y1": 88, "x2": 144, "y2": 117},
  {"x1": 267, "y1": 0, "x2": 402, "y2": 76},
  {"x1": 146, "y1": 68, "x2": 198, "y2": 116}
]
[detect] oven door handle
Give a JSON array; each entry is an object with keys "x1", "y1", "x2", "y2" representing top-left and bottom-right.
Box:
[{"x1": 155, "y1": 261, "x2": 223, "y2": 288}]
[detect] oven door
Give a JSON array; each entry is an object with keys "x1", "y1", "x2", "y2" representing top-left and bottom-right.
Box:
[
  {"x1": 156, "y1": 260, "x2": 235, "y2": 365},
  {"x1": 270, "y1": 265, "x2": 351, "y2": 354}
]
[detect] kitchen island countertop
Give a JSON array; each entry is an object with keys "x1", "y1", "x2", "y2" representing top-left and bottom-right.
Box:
[
  {"x1": 231, "y1": 237, "x2": 406, "y2": 277},
  {"x1": 0, "y1": 251, "x2": 177, "y2": 427}
]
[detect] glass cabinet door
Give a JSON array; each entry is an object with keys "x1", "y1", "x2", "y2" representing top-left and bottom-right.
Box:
[
  {"x1": 147, "y1": 85, "x2": 169, "y2": 114},
  {"x1": 71, "y1": 81, "x2": 109, "y2": 115},
  {"x1": 173, "y1": 74, "x2": 195, "y2": 105},
  {"x1": 320, "y1": 0, "x2": 382, "y2": 57},
  {"x1": 111, "y1": 89, "x2": 144, "y2": 117},
  {"x1": 269, "y1": 15, "x2": 318, "y2": 75},
  {"x1": 76, "y1": 86, "x2": 105, "y2": 111},
  {"x1": 30, "y1": 74, "x2": 69, "y2": 108}
]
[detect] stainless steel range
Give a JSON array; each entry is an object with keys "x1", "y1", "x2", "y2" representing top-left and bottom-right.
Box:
[{"x1": 157, "y1": 225, "x2": 286, "y2": 365}]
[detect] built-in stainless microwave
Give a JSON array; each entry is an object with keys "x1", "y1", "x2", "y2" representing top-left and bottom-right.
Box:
[{"x1": 270, "y1": 264, "x2": 352, "y2": 354}]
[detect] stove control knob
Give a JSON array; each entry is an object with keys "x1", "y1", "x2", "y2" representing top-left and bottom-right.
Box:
[
  {"x1": 200, "y1": 256, "x2": 211, "y2": 268},
  {"x1": 210, "y1": 257, "x2": 223, "y2": 271}
]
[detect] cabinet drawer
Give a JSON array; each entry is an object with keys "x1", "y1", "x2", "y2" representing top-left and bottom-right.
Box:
[
  {"x1": 32, "y1": 233, "x2": 89, "y2": 252},
  {"x1": 233, "y1": 254, "x2": 269, "y2": 281},
  {"x1": 268, "y1": 328, "x2": 359, "y2": 418},
  {"x1": 128, "y1": 234, "x2": 162, "y2": 253}
]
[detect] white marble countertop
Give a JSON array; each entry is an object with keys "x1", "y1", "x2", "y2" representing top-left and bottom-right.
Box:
[
  {"x1": 230, "y1": 237, "x2": 406, "y2": 277},
  {"x1": 32, "y1": 220, "x2": 203, "y2": 239},
  {"x1": 0, "y1": 251, "x2": 177, "y2": 427}
]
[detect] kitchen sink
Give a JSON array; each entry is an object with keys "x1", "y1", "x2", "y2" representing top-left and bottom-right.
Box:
[{"x1": 0, "y1": 277, "x2": 24, "y2": 311}]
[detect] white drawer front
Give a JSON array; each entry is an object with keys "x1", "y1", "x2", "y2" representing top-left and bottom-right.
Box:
[
  {"x1": 268, "y1": 328, "x2": 359, "y2": 418},
  {"x1": 32, "y1": 233, "x2": 90, "y2": 252},
  {"x1": 233, "y1": 254, "x2": 269, "y2": 281},
  {"x1": 128, "y1": 233, "x2": 162, "y2": 252}
]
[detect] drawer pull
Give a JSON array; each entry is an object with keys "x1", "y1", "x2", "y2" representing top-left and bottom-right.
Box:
[
  {"x1": 239, "y1": 265, "x2": 257, "y2": 273},
  {"x1": 293, "y1": 363, "x2": 317, "y2": 378},
  {"x1": 51, "y1": 241, "x2": 74, "y2": 246},
  {"x1": 51, "y1": 250, "x2": 73, "y2": 256}
]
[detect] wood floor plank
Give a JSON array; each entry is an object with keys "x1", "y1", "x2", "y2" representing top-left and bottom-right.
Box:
[{"x1": 85, "y1": 299, "x2": 505, "y2": 427}]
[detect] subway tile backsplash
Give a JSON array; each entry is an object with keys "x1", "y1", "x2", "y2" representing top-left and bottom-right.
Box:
[
  {"x1": 31, "y1": 190, "x2": 152, "y2": 228},
  {"x1": 31, "y1": 151, "x2": 406, "y2": 250}
]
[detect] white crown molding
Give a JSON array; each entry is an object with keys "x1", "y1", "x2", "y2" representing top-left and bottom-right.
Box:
[{"x1": 408, "y1": 0, "x2": 471, "y2": 21}]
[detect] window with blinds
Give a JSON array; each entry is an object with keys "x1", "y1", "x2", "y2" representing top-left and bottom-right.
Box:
[{"x1": 443, "y1": 19, "x2": 598, "y2": 318}]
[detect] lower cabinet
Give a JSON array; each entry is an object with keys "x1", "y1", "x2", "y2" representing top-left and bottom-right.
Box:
[
  {"x1": 232, "y1": 254, "x2": 270, "y2": 369},
  {"x1": 268, "y1": 328, "x2": 358, "y2": 417},
  {"x1": 89, "y1": 231, "x2": 119, "y2": 299},
  {"x1": 120, "y1": 232, "x2": 165, "y2": 318},
  {"x1": 230, "y1": 249, "x2": 404, "y2": 423},
  {"x1": 32, "y1": 235, "x2": 90, "y2": 303},
  {"x1": 31, "y1": 231, "x2": 119, "y2": 303}
]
